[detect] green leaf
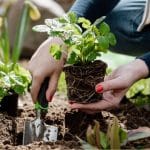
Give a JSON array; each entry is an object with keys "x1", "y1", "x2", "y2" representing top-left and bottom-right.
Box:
[
  {"x1": 86, "y1": 51, "x2": 97, "y2": 62},
  {"x1": 32, "y1": 25, "x2": 49, "y2": 32},
  {"x1": 93, "y1": 120, "x2": 101, "y2": 149},
  {"x1": 78, "y1": 17, "x2": 91, "y2": 29},
  {"x1": 12, "y1": 3, "x2": 30, "y2": 63},
  {"x1": 0, "y1": 18, "x2": 10, "y2": 64},
  {"x1": 67, "y1": 12, "x2": 77, "y2": 23},
  {"x1": 0, "y1": 62, "x2": 31, "y2": 100},
  {"x1": 119, "y1": 128, "x2": 127, "y2": 144},
  {"x1": 98, "y1": 36, "x2": 109, "y2": 51},
  {"x1": 107, "y1": 117, "x2": 121, "y2": 149},
  {"x1": 67, "y1": 51, "x2": 77, "y2": 64},
  {"x1": 126, "y1": 79, "x2": 150, "y2": 98},
  {"x1": 50, "y1": 44, "x2": 62, "y2": 60},
  {"x1": 54, "y1": 51, "x2": 62, "y2": 60},
  {"x1": 86, "y1": 125, "x2": 96, "y2": 146},
  {"x1": 107, "y1": 33, "x2": 116, "y2": 46},
  {"x1": 99, "y1": 22, "x2": 110, "y2": 35},
  {"x1": 93, "y1": 16, "x2": 106, "y2": 26},
  {"x1": 100, "y1": 131, "x2": 109, "y2": 149}
]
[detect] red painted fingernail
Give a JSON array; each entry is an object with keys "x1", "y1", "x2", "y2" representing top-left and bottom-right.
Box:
[
  {"x1": 48, "y1": 95, "x2": 53, "y2": 102},
  {"x1": 95, "y1": 85, "x2": 103, "y2": 93}
]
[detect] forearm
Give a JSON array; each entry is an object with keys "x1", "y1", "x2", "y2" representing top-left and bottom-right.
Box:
[{"x1": 70, "y1": 0, "x2": 120, "y2": 22}]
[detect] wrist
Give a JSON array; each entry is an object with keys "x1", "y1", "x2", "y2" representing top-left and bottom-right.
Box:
[{"x1": 132, "y1": 59, "x2": 149, "y2": 80}]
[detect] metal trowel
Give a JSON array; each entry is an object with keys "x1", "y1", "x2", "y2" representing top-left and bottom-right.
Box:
[{"x1": 23, "y1": 78, "x2": 58, "y2": 145}]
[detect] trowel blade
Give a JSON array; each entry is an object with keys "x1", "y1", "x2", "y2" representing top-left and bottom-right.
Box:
[{"x1": 23, "y1": 118, "x2": 45, "y2": 145}]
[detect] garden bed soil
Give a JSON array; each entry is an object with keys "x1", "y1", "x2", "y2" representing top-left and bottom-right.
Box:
[{"x1": 0, "y1": 92, "x2": 149, "y2": 149}]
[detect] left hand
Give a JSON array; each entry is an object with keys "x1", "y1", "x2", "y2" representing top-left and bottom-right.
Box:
[
  {"x1": 69, "y1": 59, "x2": 149, "y2": 114},
  {"x1": 69, "y1": 81, "x2": 128, "y2": 114}
]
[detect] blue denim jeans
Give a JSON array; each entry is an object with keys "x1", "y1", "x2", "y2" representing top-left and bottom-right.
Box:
[
  {"x1": 70, "y1": 0, "x2": 150, "y2": 56},
  {"x1": 105, "y1": 0, "x2": 150, "y2": 56}
]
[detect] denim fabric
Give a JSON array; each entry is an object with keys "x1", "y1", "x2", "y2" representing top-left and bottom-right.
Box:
[
  {"x1": 70, "y1": 0, "x2": 120, "y2": 23},
  {"x1": 70, "y1": 0, "x2": 150, "y2": 56},
  {"x1": 105, "y1": 0, "x2": 150, "y2": 56}
]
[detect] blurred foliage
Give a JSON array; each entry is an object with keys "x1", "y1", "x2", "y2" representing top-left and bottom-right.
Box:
[
  {"x1": 85, "y1": 117, "x2": 126, "y2": 149},
  {"x1": 0, "y1": 0, "x2": 40, "y2": 99},
  {"x1": 0, "y1": 62, "x2": 31, "y2": 100},
  {"x1": 79, "y1": 117, "x2": 150, "y2": 150}
]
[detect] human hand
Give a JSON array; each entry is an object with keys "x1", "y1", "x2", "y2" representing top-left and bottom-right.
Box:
[
  {"x1": 69, "y1": 59, "x2": 149, "y2": 113},
  {"x1": 28, "y1": 37, "x2": 67, "y2": 103}
]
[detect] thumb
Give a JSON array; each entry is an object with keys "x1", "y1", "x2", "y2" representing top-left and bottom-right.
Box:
[
  {"x1": 46, "y1": 74, "x2": 59, "y2": 102},
  {"x1": 95, "y1": 77, "x2": 127, "y2": 93}
]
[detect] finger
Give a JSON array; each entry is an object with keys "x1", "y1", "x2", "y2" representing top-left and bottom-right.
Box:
[
  {"x1": 31, "y1": 75, "x2": 43, "y2": 103},
  {"x1": 46, "y1": 73, "x2": 59, "y2": 102},
  {"x1": 69, "y1": 100, "x2": 113, "y2": 111},
  {"x1": 95, "y1": 77, "x2": 127, "y2": 93}
]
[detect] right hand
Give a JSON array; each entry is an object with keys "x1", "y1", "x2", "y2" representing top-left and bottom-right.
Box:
[{"x1": 28, "y1": 37, "x2": 67, "y2": 103}]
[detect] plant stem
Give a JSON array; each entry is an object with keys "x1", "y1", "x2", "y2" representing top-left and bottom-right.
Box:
[
  {"x1": 1, "y1": 17, "x2": 10, "y2": 64},
  {"x1": 12, "y1": 3, "x2": 30, "y2": 64}
]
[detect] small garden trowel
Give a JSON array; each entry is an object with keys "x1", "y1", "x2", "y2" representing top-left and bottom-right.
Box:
[{"x1": 23, "y1": 78, "x2": 58, "y2": 145}]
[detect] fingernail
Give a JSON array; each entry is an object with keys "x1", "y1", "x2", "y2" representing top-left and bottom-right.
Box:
[
  {"x1": 95, "y1": 85, "x2": 103, "y2": 93},
  {"x1": 48, "y1": 95, "x2": 53, "y2": 102}
]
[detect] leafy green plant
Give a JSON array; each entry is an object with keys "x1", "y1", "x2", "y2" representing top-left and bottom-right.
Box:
[
  {"x1": 33, "y1": 12, "x2": 116, "y2": 65},
  {"x1": 79, "y1": 117, "x2": 150, "y2": 150},
  {"x1": 0, "y1": 0, "x2": 40, "y2": 100},
  {"x1": 85, "y1": 118, "x2": 126, "y2": 149}
]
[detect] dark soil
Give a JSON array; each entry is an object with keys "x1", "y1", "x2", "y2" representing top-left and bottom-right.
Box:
[
  {"x1": 0, "y1": 92, "x2": 149, "y2": 150},
  {"x1": 64, "y1": 60, "x2": 107, "y2": 103}
]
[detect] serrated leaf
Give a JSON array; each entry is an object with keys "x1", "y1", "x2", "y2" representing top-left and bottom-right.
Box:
[
  {"x1": 99, "y1": 22, "x2": 110, "y2": 35},
  {"x1": 32, "y1": 25, "x2": 49, "y2": 32}
]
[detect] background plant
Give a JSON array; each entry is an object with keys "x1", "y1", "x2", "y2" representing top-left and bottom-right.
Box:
[
  {"x1": 78, "y1": 117, "x2": 150, "y2": 150},
  {"x1": 0, "y1": 0, "x2": 40, "y2": 100},
  {"x1": 33, "y1": 12, "x2": 116, "y2": 65}
]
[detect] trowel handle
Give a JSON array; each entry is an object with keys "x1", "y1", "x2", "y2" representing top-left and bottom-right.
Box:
[{"x1": 35, "y1": 77, "x2": 49, "y2": 111}]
